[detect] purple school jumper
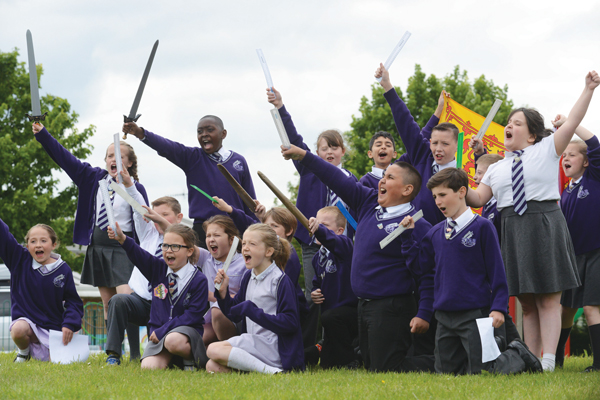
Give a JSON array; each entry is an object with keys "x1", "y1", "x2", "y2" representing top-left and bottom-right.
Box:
[
  {"x1": 0, "y1": 219, "x2": 83, "y2": 332},
  {"x1": 299, "y1": 152, "x2": 434, "y2": 321},
  {"x1": 278, "y1": 105, "x2": 358, "y2": 245},
  {"x1": 417, "y1": 215, "x2": 509, "y2": 313},
  {"x1": 35, "y1": 128, "x2": 149, "y2": 245},
  {"x1": 140, "y1": 130, "x2": 256, "y2": 225},
  {"x1": 121, "y1": 237, "x2": 208, "y2": 340},
  {"x1": 216, "y1": 270, "x2": 305, "y2": 371},
  {"x1": 561, "y1": 136, "x2": 600, "y2": 256},
  {"x1": 311, "y1": 225, "x2": 357, "y2": 312}
]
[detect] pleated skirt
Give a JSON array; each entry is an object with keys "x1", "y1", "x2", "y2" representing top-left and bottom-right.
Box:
[{"x1": 80, "y1": 226, "x2": 134, "y2": 287}]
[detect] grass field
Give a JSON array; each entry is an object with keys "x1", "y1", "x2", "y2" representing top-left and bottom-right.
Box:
[{"x1": 0, "y1": 353, "x2": 598, "y2": 399}]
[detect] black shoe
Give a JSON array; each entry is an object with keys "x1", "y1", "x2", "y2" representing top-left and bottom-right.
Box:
[
  {"x1": 495, "y1": 336, "x2": 507, "y2": 352},
  {"x1": 582, "y1": 365, "x2": 599, "y2": 373},
  {"x1": 14, "y1": 353, "x2": 31, "y2": 363},
  {"x1": 344, "y1": 360, "x2": 362, "y2": 370},
  {"x1": 508, "y1": 339, "x2": 543, "y2": 373}
]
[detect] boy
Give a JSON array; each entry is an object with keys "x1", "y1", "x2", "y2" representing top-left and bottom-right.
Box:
[
  {"x1": 122, "y1": 116, "x2": 256, "y2": 249},
  {"x1": 307, "y1": 206, "x2": 357, "y2": 369},
  {"x1": 376, "y1": 64, "x2": 457, "y2": 226},
  {"x1": 282, "y1": 144, "x2": 434, "y2": 373},
  {"x1": 402, "y1": 168, "x2": 541, "y2": 374}
]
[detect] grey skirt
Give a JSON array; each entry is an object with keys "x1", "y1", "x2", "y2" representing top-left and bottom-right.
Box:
[
  {"x1": 81, "y1": 226, "x2": 134, "y2": 287},
  {"x1": 501, "y1": 201, "x2": 580, "y2": 296},
  {"x1": 561, "y1": 247, "x2": 600, "y2": 308},
  {"x1": 142, "y1": 326, "x2": 208, "y2": 369}
]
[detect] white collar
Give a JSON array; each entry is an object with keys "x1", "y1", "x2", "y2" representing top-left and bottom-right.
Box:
[
  {"x1": 571, "y1": 176, "x2": 583, "y2": 186},
  {"x1": 432, "y1": 158, "x2": 456, "y2": 171},
  {"x1": 371, "y1": 166, "x2": 385, "y2": 178},
  {"x1": 32, "y1": 253, "x2": 62, "y2": 273},
  {"x1": 447, "y1": 207, "x2": 475, "y2": 231},
  {"x1": 251, "y1": 262, "x2": 277, "y2": 281},
  {"x1": 166, "y1": 262, "x2": 194, "y2": 280},
  {"x1": 485, "y1": 197, "x2": 497, "y2": 209},
  {"x1": 376, "y1": 202, "x2": 412, "y2": 217},
  {"x1": 215, "y1": 145, "x2": 231, "y2": 160}
]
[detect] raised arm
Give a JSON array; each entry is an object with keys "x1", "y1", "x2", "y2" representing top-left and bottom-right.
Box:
[
  {"x1": 0, "y1": 218, "x2": 30, "y2": 271},
  {"x1": 117, "y1": 229, "x2": 166, "y2": 282},
  {"x1": 466, "y1": 182, "x2": 493, "y2": 208},
  {"x1": 420, "y1": 90, "x2": 447, "y2": 141},
  {"x1": 313, "y1": 225, "x2": 353, "y2": 264},
  {"x1": 552, "y1": 114, "x2": 595, "y2": 141}
]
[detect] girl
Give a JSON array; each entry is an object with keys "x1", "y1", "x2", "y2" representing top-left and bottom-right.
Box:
[
  {"x1": 199, "y1": 215, "x2": 246, "y2": 345},
  {"x1": 206, "y1": 224, "x2": 304, "y2": 374},
  {"x1": 465, "y1": 71, "x2": 600, "y2": 371},
  {"x1": 108, "y1": 222, "x2": 208, "y2": 370},
  {"x1": 33, "y1": 123, "x2": 149, "y2": 320},
  {"x1": 0, "y1": 217, "x2": 83, "y2": 362},
  {"x1": 553, "y1": 114, "x2": 600, "y2": 372}
]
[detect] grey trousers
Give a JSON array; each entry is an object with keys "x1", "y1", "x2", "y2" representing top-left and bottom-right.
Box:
[
  {"x1": 300, "y1": 242, "x2": 320, "y2": 304},
  {"x1": 105, "y1": 293, "x2": 151, "y2": 358}
]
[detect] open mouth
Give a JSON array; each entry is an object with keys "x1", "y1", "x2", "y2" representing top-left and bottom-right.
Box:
[
  {"x1": 243, "y1": 254, "x2": 252, "y2": 263},
  {"x1": 564, "y1": 163, "x2": 571, "y2": 170},
  {"x1": 379, "y1": 187, "x2": 387, "y2": 195},
  {"x1": 435, "y1": 154, "x2": 443, "y2": 161},
  {"x1": 110, "y1": 164, "x2": 117, "y2": 172},
  {"x1": 439, "y1": 207, "x2": 447, "y2": 214},
  {"x1": 210, "y1": 245, "x2": 218, "y2": 253},
  {"x1": 166, "y1": 255, "x2": 176, "y2": 264},
  {"x1": 506, "y1": 132, "x2": 513, "y2": 139},
  {"x1": 35, "y1": 250, "x2": 44, "y2": 257},
  {"x1": 378, "y1": 151, "x2": 388, "y2": 159},
  {"x1": 326, "y1": 156, "x2": 335, "y2": 163}
]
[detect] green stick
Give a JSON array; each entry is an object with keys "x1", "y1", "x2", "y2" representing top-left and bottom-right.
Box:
[
  {"x1": 190, "y1": 184, "x2": 218, "y2": 203},
  {"x1": 456, "y1": 132, "x2": 464, "y2": 169}
]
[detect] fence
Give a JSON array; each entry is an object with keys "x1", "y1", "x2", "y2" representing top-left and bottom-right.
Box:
[{"x1": 81, "y1": 302, "x2": 107, "y2": 351}]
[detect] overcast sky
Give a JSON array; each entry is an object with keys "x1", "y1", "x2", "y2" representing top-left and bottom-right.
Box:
[{"x1": 2, "y1": 0, "x2": 599, "y2": 218}]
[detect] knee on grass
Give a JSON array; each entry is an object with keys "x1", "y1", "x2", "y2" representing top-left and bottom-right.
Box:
[
  {"x1": 163, "y1": 333, "x2": 191, "y2": 356},
  {"x1": 10, "y1": 320, "x2": 31, "y2": 341},
  {"x1": 206, "y1": 341, "x2": 230, "y2": 363}
]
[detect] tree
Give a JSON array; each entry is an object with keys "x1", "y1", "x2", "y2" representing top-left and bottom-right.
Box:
[
  {"x1": 343, "y1": 64, "x2": 515, "y2": 177},
  {"x1": 0, "y1": 49, "x2": 95, "y2": 271}
]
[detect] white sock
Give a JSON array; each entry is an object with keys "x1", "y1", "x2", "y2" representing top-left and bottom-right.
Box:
[
  {"x1": 18, "y1": 346, "x2": 30, "y2": 356},
  {"x1": 542, "y1": 353, "x2": 556, "y2": 372},
  {"x1": 227, "y1": 347, "x2": 283, "y2": 374}
]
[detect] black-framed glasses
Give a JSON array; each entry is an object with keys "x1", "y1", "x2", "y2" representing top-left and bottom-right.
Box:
[{"x1": 160, "y1": 243, "x2": 190, "y2": 252}]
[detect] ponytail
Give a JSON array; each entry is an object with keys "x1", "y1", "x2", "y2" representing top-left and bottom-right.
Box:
[
  {"x1": 245, "y1": 223, "x2": 291, "y2": 271},
  {"x1": 273, "y1": 237, "x2": 291, "y2": 271}
]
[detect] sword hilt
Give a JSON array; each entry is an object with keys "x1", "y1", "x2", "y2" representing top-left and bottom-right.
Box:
[
  {"x1": 27, "y1": 112, "x2": 48, "y2": 123},
  {"x1": 122, "y1": 114, "x2": 142, "y2": 139}
]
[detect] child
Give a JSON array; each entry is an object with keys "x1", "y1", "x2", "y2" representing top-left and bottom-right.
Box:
[
  {"x1": 403, "y1": 168, "x2": 541, "y2": 374},
  {"x1": 109, "y1": 222, "x2": 209, "y2": 370},
  {"x1": 104, "y1": 171, "x2": 184, "y2": 364},
  {"x1": 267, "y1": 88, "x2": 358, "y2": 311},
  {"x1": 375, "y1": 65, "x2": 457, "y2": 226},
  {"x1": 0, "y1": 218, "x2": 83, "y2": 362},
  {"x1": 206, "y1": 224, "x2": 304, "y2": 374},
  {"x1": 472, "y1": 153, "x2": 504, "y2": 239},
  {"x1": 281, "y1": 144, "x2": 434, "y2": 373},
  {"x1": 122, "y1": 116, "x2": 256, "y2": 249},
  {"x1": 33, "y1": 123, "x2": 149, "y2": 320},
  {"x1": 308, "y1": 206, "x2": 357, "y2": 369},
  {"x1": 465, "y1": 71, "x2": 599, "y2": 371},
  {"x1": 553, "y1": 114, "x2": 600, "y2": 372}
]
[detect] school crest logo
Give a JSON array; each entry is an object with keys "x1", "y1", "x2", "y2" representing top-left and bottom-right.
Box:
[
  {"x1": 183, "y1": 293, "x2": 192, "y2": 307},
  {"x1": 462, "y1": 231, "x2": 476, "y2": 248},
  {"x1": 154, "y1": 283, "x2": 168, "y2": 299},
  {"x1": 53, "y1": 274, "x2": 65, "y2": 288},
  {"x1": 578, "y1": 186, "x2": 589, "y2": 199},
  {"x1": 325, "y1": 260, "x2": 337, "y2": 274},
  {"x1": 487, "y1": 213, "x2": 495, "y2": 221},
  {"x1": 233, "y1": 160, "x2": 243, "y2": 172},
  {"x1": 384, "y1": 223, "x2": 399, "y2": 234}
]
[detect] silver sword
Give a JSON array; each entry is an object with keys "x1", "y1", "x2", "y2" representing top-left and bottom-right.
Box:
[
  {"x1": 26, "y1": 30, "x2": 47, "y2": 122},
  {"x1": 123, "y1": 40, "x2": 159, "y2": 139}
]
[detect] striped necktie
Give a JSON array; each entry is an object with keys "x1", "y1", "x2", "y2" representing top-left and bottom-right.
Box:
[
  {"x1": 445, "y1": 220, "x2": 458, "y2": 240},
  {"x1": 511, "y1": 150, "x2": 527, "y2": 215},
  {"x1": 327, "y1": 189, "x2": 339, "y2": 207},
  {"x1": 97, "y1": 180, "x2": 115, "y2": 231},
  {"x1": 432, "y1": 163, "x2": 440, "y2": 175},
  {"x1": 168, "y1": 273, "x2": 179, "y2": 299},
  {"x1": 155, "y1": 244, "x2": 164, "y2": 260},
  {"x1": 208, "y1": 152, "x2": 223, "y2": 163}
]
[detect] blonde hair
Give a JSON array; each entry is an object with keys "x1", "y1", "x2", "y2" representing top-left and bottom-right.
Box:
[
  {"x1": 246, "y1": 224, "x2": 291, "y2": 270},
  {"x1": 316, "y1": 129, "x2": 345, "y2": 151},
  {"x1": 25, "y1": 224, "x2": 59, "y2": 246},
  {"x1": 476, "y1": 154, "x2": 503, "y2": 169},
  {"x1": 164, "y1": 224, "x2": 198, "y2": 264},
  {"x1": 151, "y1": 196, "x2": 181, "y2": 215},
  {"x1": 318, "y1": 206, "x2": 346, "y2": 230},
  {"x1": 568, "y1": 139, "x2": 588, "y2": 163}
]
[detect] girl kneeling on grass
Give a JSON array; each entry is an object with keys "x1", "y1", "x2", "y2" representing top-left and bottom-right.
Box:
[
  {"x1": 206, "y1": 224, "x2": 304, "y2": 374},
  {"x1": 109, "y1": 223, "x2": 208, "y2": 370},
  {"x1": 0, "y1": 217, "x2": 83, "y2": 362}
]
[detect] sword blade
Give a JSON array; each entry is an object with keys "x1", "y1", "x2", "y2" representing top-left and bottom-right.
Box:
[
  {"x1": 128, "y1": 40, "x2": 159, "y2": 120},
  {"x1": 26, "y1": 30, "x2": 42, "y2": 116}
]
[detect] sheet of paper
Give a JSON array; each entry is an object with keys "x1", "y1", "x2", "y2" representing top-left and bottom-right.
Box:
[
  {"x1": 476, "y1": 317, "x2": 501, "y2": 363},
  {"x1": 376, "y1": 31, "x2": 411, "y2": 82},
  {"x1": 256, "y1": 49, "x2": 274, "y2": 90},
  {"x1": 49, "y1": 330, "x2": 90, "y2": 364},
  {"x1": 98, "y1": 179, "x2": 117, "y2": 232},
  {"x1": 270, "y1": 108, "x2": 291, "y2": 149},
  {"x1": 113, "y1": 133, "x2": 124, "y2": 182},
  {"x1": 109, "y1": 181, "x2": 147, "y2": 216}
]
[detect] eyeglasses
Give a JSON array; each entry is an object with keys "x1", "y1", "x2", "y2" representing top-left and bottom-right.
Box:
[{"x1": 160, "y1": 243, "x2": 191, "y2": 252}]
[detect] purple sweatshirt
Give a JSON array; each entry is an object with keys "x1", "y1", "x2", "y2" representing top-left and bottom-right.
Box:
[
  {"x1": 121, "y1": 237, "x2": 208, "y2": 340},
  {"x1": 35, "y1": 128, "x2": 149, "y2": 245},
  {"x1": 141, "y1": 130, "x2": 256, "y2": 224},
  {"x1": 0, "y1": 219, "x2": 83, "y2": 332},
  {"x1": 417, "y1": 215, "x2": 509, "y2": 313},
  {"x1": 299, "y1": 152, "x2": 434, "y2": 321},
  {"x1": 278, "y1": 105, "x2": 358, "y2": 244},
  {"x1": 311, "y1": 225, "x2": 357, "y2": 312},
  {"x1": 216, "y1": 269, "x2": 305, "y2": 371},
  {"x1": 561, "y1": 136, "x2": 600, "y2": 255}
]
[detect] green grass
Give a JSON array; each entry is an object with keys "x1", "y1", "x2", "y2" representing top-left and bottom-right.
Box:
[{"x1": 0, "y1": 353, "x2": 598, "y2": 399}]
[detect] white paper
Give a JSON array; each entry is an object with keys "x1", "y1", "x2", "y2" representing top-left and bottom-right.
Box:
[
  {"x1": 256, "y1": 49, "x2": 274, "y2": 90},
  {"x1": 109, "y1": 181, "x2": 147, "y2": 216},
  {"x1": 113, "y1": 133, "x2": 124, "y2": 182},
  {"x1": 379, "y1": 210, "x2": 423, "y2": 249},
  {"x1": 49, "y1": 330, "x2": 90, "y2": 364},
  {"x1": 98, "y1": 179, "x2": 116, "y2": 232},
  {"x1": 270, "y1": 108, "x2": 291, "y2": 149},
  {"x1": 376, "y1": 31, "x2": 411, "y2": 82},
  {"x1": 476, "y1": 99, "x2": 503, "y2": 140},
  {"x1": 476, "y1": 317, "x2": 501, "y2": 363},
  {"x1": 215, "y1": 237, "x2": 240, "y2": 290}
]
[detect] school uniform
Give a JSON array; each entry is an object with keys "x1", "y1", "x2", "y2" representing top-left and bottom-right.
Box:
[
  {"x1": 0, "y1": 218, "x2": 83, "y2": 361},
  {"x1": 121, "y1": 237, "x2": 209, "y2": 368},
  {"x1": 311, "y1": 225, "x2": 358, "y2": 368},
  {"x1": 35, "y1": 127, "x2": 149, "y2": 287},
  {"x1": 299, "y1": 151, "x2": 435, "y2": 372},
  {"x1": 482, "y1": 135, "x2": 580, "y2": 296},
  {"x1": 216, "y1": 263, "x2": 305, "y2": 372},
  {"x1": 417, "y1": 209, "x2": 534, "y2": 374},
  {"x1": 138, "y1": 130, "x2": 256, "y2": 248}
]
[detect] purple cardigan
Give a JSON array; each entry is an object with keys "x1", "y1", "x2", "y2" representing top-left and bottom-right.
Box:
[{"x1": 35, "y1": 128, "x2": 149, "y2": 245}]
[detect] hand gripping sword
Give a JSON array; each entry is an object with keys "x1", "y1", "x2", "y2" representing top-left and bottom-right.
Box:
[
  {"x1": 26, "y1": 30, "x2": 48, "y2": 123},
  {"x1": 123, "y1": 40, "x2": 159, "y2": 139}
]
